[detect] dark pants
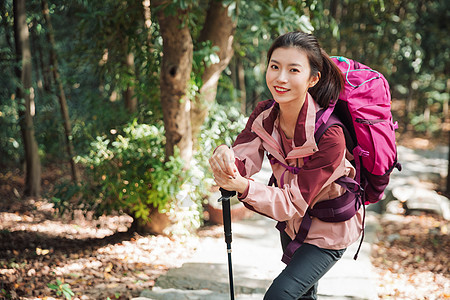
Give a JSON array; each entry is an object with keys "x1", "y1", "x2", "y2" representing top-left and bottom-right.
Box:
[{"x1": 264, "y1": 231, "x2": 346, "y2": 300}]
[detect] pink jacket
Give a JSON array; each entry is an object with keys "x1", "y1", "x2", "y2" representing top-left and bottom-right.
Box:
[{"x1": 233, "y1": 93, "x2": 363, "y2": 250}]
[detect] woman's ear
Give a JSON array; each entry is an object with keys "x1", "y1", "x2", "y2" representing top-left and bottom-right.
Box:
[{"x1": 309, "y1": 72, "x2": 320, "y2": 87}]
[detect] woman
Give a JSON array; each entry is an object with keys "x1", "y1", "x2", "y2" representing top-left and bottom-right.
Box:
[{"x1": 209, "y1": 32, "x2": 363, "y2": 299}]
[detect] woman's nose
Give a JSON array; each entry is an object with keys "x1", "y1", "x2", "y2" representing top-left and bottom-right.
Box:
[{"x1": 276, "y1": 70, "x2": 288, "y2": 83}]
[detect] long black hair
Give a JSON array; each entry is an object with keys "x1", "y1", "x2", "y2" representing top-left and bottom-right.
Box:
[{"x1": 267, "y1": 32, "x2": 343, "y2": 108}]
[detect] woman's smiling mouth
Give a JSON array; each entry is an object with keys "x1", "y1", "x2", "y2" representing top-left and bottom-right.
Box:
[{"x1": 274, "y1": 86, "x2": 290, "y2": 93}]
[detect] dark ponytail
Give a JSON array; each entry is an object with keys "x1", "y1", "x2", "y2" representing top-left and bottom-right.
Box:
[
  {"x1": 308, "y1": 49, "x2": 344, "y2": 108},
  {"x1": 267, "y1": 32, "x2": 343, "y2": 108}
]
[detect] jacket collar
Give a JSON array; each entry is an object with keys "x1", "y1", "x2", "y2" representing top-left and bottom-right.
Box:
[{"x1": 251, "y1": 93, "x2": 319, "y2": 161}]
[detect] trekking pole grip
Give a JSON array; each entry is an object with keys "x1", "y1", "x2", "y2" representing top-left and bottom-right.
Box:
[
  {"x1": 219, "y1": 188, "x2": 236, "y2": 245},
  {"x1": 219, "y1": 188, "x2": 236, "y2": 199}
]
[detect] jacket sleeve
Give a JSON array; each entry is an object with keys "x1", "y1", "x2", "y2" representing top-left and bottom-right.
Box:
[
  {"x1": 239, "y1": 125, "x2": 347, "y2": 221},
  {"x1": 231, "y1": 100, "x2": 273, "y2": 178}
]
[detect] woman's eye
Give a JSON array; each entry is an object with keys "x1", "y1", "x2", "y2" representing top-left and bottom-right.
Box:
[
  {"x1": 270, "y1": 65, "x2": 278, "y2": 69},
  {"x1": 290, "y1": 68, "x2": 300, "y2": 73}
]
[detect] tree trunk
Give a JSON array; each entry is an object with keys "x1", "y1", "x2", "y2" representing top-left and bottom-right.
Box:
[
  {"x1": 237, "y1": 57, "x2": 247, "y2": 114},
  {"x1": 142, "y1": 0, "x2": 152, "y2": 46},
  {"x1": 445, "y1": 78, "x2": 449, "y2": 124},
  {"x1": 29, "y1": 25, "x2": 43, "y2": 98},
  {"x1": 191, "y1": 0, "x2": 236, "y2": 140},
  {"x1": 123, "y1": 46, "x2": 137, "y2": 113},
  {"x1": 404, "y1": 79, "x2": 416, "y2": 132},
  {"x1": 423, "y1": 104, "x2": 431, "y2": 137},
  {"x1": 447, "y1": 130, "x2": 450, "y2": 196},
  {"x1": 14, "y1": 0, "x2": 41, "y2": 197},
  {"x1": 41, "y1": 0, "x2": 79, "y2": 183},
  {"x1": 157, "y1": 8, "x2": 193, "y2": 164},
  {"x1": 36, "y1": 32, "x2": 52, "y2": 93}
]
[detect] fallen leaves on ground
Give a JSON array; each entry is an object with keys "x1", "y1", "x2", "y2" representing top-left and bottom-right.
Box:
[
  {"x1": 0, "y1": 198, "x2": 199, "y2": 300},
  {"x1": 371, "y1": 213, "x2": 450, "y2": 299}
]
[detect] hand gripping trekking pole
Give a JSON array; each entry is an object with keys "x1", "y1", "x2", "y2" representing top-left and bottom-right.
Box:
[{"x1": 218, "y1": 188, "x2": 236, "y2": 300}]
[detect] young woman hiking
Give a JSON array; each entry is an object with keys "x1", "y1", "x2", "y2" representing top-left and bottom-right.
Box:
[{"x1": 209, "y1": 31, "x2": 363, "y2": 299}]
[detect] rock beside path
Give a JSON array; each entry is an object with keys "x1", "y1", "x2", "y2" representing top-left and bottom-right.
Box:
[{"x1": 384, "y1": 145, "x2": 449, "y2": 219}]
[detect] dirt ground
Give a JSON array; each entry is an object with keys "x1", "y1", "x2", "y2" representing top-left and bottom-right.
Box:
[
  {"x1": 0, "y1": 199, "x2": 199, "y2": 299},
  {"x1": 0, "y1": 169, "x2": 201, "y2": 299},
  {"x1": 371, "y1": 213, "x2": 449, "y2": 299},
  {"x1": 1, "y1": 196, "x2": 448, "y2": 300}
]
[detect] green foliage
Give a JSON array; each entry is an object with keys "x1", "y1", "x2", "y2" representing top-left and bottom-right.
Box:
[
  {"x1": 48, "y1": 279, "x2": 74, "y2": 300},
  {"x1": 0, "y1": 288, "x2": 11, "y2": 299},
  {"x1": 231, "y1": 0, "x2": 314, "y2": 112},
  {"x1": 69, "y1": 0, "x2": 163, "y2": 117},
  {"x1": 1, "y1": 0, "x2": 448, "y2": 228},
  {"x1": 195, "y1": 102, "x2": 247, "y2": 198},
  {"x1": 191, "y1": 40, "x2": 220, "y2": 95},
  {"x1": 268, "y1": 1, "x2": 313, "y2": 34},
  {"x1": 161, "y1": 0, "x2": 200, "y2": 13},
  {"x1": 199, "y1": 102, "x2": 247, "y2": 151},
  {"x1": 0, "y1": 97, "x2": 22, "y2": 166},
  {"x1": 70, "y1": 95, "x2": 131, "y2": 156},
  {"x1": 305, "y1": 0, "x2": 449, "y2": 133},
  {"x1": 106, "y1": 293, "x2": 122, "y2": 300},
  {"x1": 52, "y1": 120, "x2": 185, "y2": 223},
  {"x1": 410, "y1": 114, "x2": 442, "y2": 135},
  {"x1": 0, "y1": 1, "x2": 22, "y2": 167},
  {"x1": 193, "y1": 41, "x2": 220, "y2": 74}
]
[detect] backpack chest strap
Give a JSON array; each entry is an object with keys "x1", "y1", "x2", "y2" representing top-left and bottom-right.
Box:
[{"x1": 268, "y1": 154, "x2": 301, "y2": 187}]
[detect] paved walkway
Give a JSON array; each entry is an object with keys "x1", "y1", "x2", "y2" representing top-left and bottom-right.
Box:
[
  {"x1": 136, "y1": 212, "x2": 378, "y2": 300},
  {"x1": 134, "y1": 157, "x2": 379, "y2": 300}
]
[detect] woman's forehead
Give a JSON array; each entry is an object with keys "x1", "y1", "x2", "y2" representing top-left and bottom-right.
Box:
[{"x1": 270, "y1": 47, "x2": 309, "y2": 66}]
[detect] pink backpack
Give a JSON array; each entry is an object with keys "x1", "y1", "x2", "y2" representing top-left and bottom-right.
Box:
[
  {"x1": 318, "y1": 56, "x2": 402, "y2": 204},
  {"x1": 271, "y1": 56, "x2": 402, "y2": 263}
]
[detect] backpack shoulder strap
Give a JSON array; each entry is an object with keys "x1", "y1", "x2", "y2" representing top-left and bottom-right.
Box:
[{"x1": 315, "y1": 110, "x2": 355, "y2": 153}]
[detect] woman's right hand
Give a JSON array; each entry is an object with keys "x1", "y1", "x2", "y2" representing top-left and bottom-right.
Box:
[
  {"x1": 209, "y1": 145, "x2": 236, "y2": 179},
  {"x1": 209, "y1": 145, "x2": 249, "y2": 194}
]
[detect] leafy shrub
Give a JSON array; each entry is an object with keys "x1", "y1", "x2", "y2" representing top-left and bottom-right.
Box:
[
  {"x1": 410, "y1": 114, "x2": 442, "y2": 135},
  {"x1": 52, "y1": 103, "x2": 247, "y2": 233},
  {"x1": 52, "y1": 120, "x2": 186, "y2": 225},
  {"x1": 195, "y1": 102, "x2": 247, "y2": 203},
  {"x1": 198, "y1": 102, "x2": 247, "y2": 155},
  {"x1": 0, "y1": 97, "x2": 22, "y2": 167}
]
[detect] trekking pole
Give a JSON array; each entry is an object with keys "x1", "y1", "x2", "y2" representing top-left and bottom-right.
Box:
[{"x1": 218, "y1": 188, "x2": 236, "y2": 300}]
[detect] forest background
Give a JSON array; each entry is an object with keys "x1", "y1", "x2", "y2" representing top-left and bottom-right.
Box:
[
  {"x1": 1, "y1": 0, "x2": 449, "y2": 233},
  {"x1": 1, "y1": 0, "x2": 449, "y2": 299}
]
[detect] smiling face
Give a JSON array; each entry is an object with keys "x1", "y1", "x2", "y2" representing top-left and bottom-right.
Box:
[{"x1": 266, "y1": 47, "x2": 319, "y2": 107}]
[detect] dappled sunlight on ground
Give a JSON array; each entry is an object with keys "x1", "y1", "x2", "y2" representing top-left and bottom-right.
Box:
[
  {"x1": 372, "y1": 214, "x2": 450, "y2": 299},
  {"x1": 0, "y1": 210, "x2": 132, "y2": 239},
  {"x1": 376, "y1": 269, "x2": 449, "y2": 299},
  {"x1": 0, "y1": 198, "x2": 199, "y2": 299}
]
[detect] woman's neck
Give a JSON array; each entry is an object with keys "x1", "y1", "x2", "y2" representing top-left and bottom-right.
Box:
[{"x1": 278, "y1": 95, "x2": 306, "y2": 139}]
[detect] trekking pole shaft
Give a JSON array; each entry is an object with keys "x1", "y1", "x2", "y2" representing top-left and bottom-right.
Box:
[{"x1": 227, "y1": 244, "x2": 235, "y2": 300}]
